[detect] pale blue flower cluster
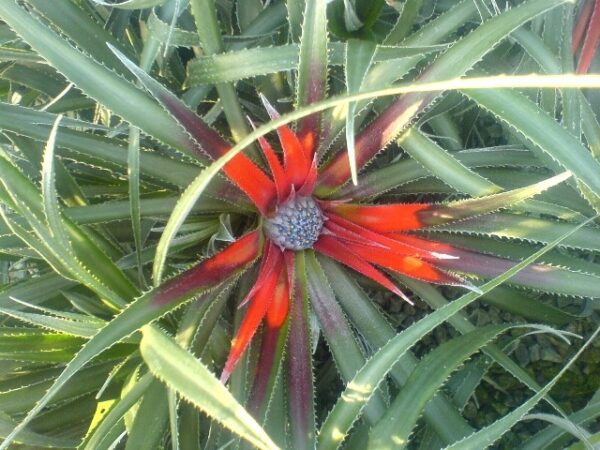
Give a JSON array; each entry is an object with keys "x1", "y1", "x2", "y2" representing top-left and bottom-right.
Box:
[{"x1": 265, "y1": 196, "x2": 324, "y2": 250}]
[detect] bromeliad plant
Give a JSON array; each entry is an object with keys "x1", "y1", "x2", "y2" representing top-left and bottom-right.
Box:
[{"x1": 1, "y1": 0, "x2": 600, "y2": 449}]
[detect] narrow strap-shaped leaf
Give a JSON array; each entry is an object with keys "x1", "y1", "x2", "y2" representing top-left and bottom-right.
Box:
[
  {"x1": 0, "y1": 0, "x2": 199, "y2": 160},
  {"x1": 397, "y1": 127, "x2": 501, "y2": 196},
  {"x1": 316, "y1": 0, "x2": 571, "y2": 193},
  {"x1": 397, "y1": 171, "x2": 591, "y2": 222},
  {"x1": 0, "y1": 205, "x2": 73, "y2": 279},
  {"x1": 345, "y1": 38, "x2": 377, "y2": 185},
  {"x1": 428, "y1": 212, "x2": 600, "y2": 252},
  {"x1": 26, "y1": 0, "x2": 136, "y2": 76},
  {"x1": 520, "y1": 400, "x2": 600, "y2": 450},
  {"x1": 9, "y1": 134, "x2": 87, "y2": 221},
  {"x1": 176, "y1": 290, "x2": 234, "y2": 421},
  {"x1": 326, "y1": 202, "x2": 429, "y2": 232},
  {"x1": 0, "y1": 272, "x2": 74, "y2": 309},
  {"x1": 0, "y1": 329, "x2": 85, "y2": 353},
  {"x1": 139, "y1": 326, "x2": 279, "y2": 450},
  {"x1": 80, "y1": 373, "x2": 153, "y2": 449},
  {"x1": 124, "y1": 379, "x2": 169, "y2": 450},
  {"x1": 295, "y1": 0, "x2": 328, "y2": 153},
  {"x1": 335, "y1": 146, "x2": 541, "y2": 200},
  {"x1": 187, "y1": 45, "x2": 297, "y2": 85},
  {"x1": 152, "y1": 231, "x2": 261, "y2": 305},
  {"x1": 66, "y1": 197, "x2": 234, "y2": 225},
  {"x1": 319, "y1": 257, "x2": 476, "y2": 444},
  {"x1": 522, "y1": 413, "x2": 592, "y2": 446},
  {"x1": 146, "y1": 9, "x2": 200, "y2": 47},
  {"x1": 484, "y1": 286, "x2": 587, "y2": 325},
  {"x1": 0, "y1": 102, "x2": 212, "y2": 191},
  {"x1": 0, "y1": 306, "x2": 104, "y2": 338},
  {"x1": 132, "y1": 19, "x2": 192, "y2": 290},
  {"x1": 324, "y1": 213, "x2": 456, "y2": 261},
  {"x1": 422, "y1": 240, "x2": 600, "y2": 298},
  {"x1": 443, "y1": 325, "x2": 600, "y2": 450},
  {"x1": 305, "y1": 252, "x2": 386, "y2": 424},
  {"x1": 256, "y1": 130, "x2": 291, "y2": 203},
  {"x1": 0, "y1": 64, "x2": 89, "y2": 114},
  {"x1": 286, "y1": 0, "x2": 304, "y2": 41},
  {"x1": 426, "y1": 112, "x2": 464, "y2": 151},
  {"x1": 384, "y1": 0, "x2": 425, "y2": 44},
  {"x1": 189, "y1": 0, "x2": 252, "y2": 145},
  {"x1": 369, "y1": 324, "x2": 514, "y2": 449},
  {"x1": 399, "y1": 278, "x2": 569, "y2": 416},
  {"x1": 239, "y1": 241, "x2": 278, "y2": 308},
  {"x1": 426, "y1": 224, "x2": 600, "y2": 271},
  {"x1": 463, "y1": 85, "x2": 600, "y2": 199},
  {"x1": 0, "y1": 155, "x2": 136, "y2": 306},
  {"x1": 111, "y1": 45, "x2": 276, "y2": 214},
  {"x1": 0, "y1": 411, "x2": 77, "y2": 448},
  {"x1": 247, "y1": 320, "x2": 289, "y2": 423},
  {"x1": 316, "y1": 215, "x2": 596, "y2": 449},
  {"x1": 0, "y1": 96, "x2": 103, "y2": 127},
  {"x1": 0, "y1": 231, "x2": 260, "y2": 450},
  {"x1": 286, "y1": 252, "x2": 316, "y2": 450},
  {"x1": 0, "y1": 361, "x2": 119, "y2": 415},
  {"x1": 237, "y1": 0, "x2": 263, "y2": 31},
  {"x1": 88, "y1": 0, "x2": 168, "y2": 9},
  {"x1": 184, "y1": 42, "x2": 443, "y2": 86},
  {"x1": 229, "y1": 1, "x2": 289, "y2": 52},
  {"x1": 560, "y1": 4, "x2": 582, "y2": 141},
  {"x1": 573, "y1": 0, "x2": 595, "y2": 52},
  {"x1": 418, "y1": 171, "x2": 571, "y2": 226},
  {"x1": 41, "y1": 115, "x2": 70, "y2": 249},
  {"x1": 7, "y1": 297, "x2": 106, "y2": 324},
  {"x1": 265, "y1": 266, "x2": 291, "y2": 329},
  {"x1": 127, "y1": 127, "x2": 144, "y2": 286}
]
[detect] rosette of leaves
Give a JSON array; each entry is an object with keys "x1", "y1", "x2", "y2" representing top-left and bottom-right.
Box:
[{"x1": 0, "y1": 0, "x2": 600, "y2": 449}]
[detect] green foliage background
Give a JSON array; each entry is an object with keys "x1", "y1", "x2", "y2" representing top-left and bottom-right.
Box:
[{"x1": 0, "y1": 0, "x2": 599, "y2": 449}]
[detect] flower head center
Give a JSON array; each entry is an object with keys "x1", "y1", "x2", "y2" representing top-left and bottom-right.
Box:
[{"x1": 265, "y1": 196, "x2": 324, "y2": 250}]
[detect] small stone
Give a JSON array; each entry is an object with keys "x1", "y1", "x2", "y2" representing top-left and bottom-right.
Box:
[{"x1": 515, "y1": 344, "x2": 530, "y2": 366}]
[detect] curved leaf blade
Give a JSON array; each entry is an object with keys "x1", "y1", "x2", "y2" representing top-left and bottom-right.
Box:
[
  {"x1": 398, "y1": 127, "x2": 501, "y2": 196},
  {"x1": 444, "y1": 325, "x2": 600, "y2": 450},
  {"x1": 139, "y1": 326, "x2": 279, "y2": 450},
  {"x1": 368, "y1": 324, "x2": 514, "y2": 449},
  {"x1": 0, "y1": 0, "x2": 197, "y2": 157},
  {"x1": 317, "y1": 215, "x2": 596, "y2": 449},
  {"x1": 316, "y1": 0, "x2": 572, "y2": 193},
  {"x1": 464, "y1": 85, "x2": 600, "y2": 199},
  {"x1": 296, "y1": 0, "x2": 329, "y2": 150},
  {"x1": 0, "y1": 233, "x2": 259, "y2": 450}
]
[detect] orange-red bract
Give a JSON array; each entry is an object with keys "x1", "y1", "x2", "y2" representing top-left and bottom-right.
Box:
[
  {"x1": 220, "y1": 248, "x2": 286, "y2": 383},
  {"x1": 573, "y1": 0, "x2": 600, "y2": 73},
  {"x1": 153, "y1": 230, "x2": 262, "y2": 306},
  {"x1": 328, "y1": 203, "x2": 430, "y2": 232},
  {"x1": 314, "y1": 234, "x2": 413, "y2": 304}
]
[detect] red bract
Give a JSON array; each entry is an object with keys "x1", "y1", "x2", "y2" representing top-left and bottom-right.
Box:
[
  {"x1": 114, "y1": 42, "x2": 571, "y2": 387},
  {"x1": 162, "y1": 95, "x2": 487, "y2": 382},
  {"x1": 573, "y1": 0, "x2": 600, "y2": 73},
  {"x1": 145, "y1": 91, "x2": 572, "y2": 384}
]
